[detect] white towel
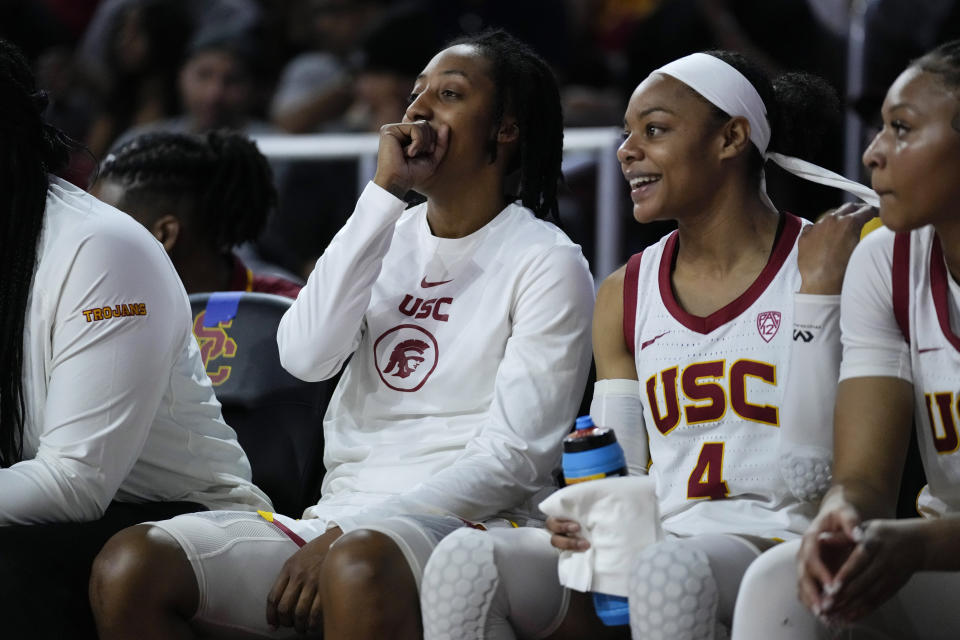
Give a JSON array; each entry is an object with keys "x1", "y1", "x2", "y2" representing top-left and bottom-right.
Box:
[{"x1": 539, "y1": 476, "x2": 662, "y2": 596}]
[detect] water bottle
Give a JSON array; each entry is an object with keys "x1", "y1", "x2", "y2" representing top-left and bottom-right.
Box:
[{"x1": 561, "y1": 415, "x2": 630, "y2": 627}]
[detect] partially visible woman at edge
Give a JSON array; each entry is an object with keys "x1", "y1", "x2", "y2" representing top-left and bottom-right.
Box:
[
  {"x1": 733, "y1": 39, "x2": 960, "y2": 640},
  {"x1": 420, "y1": 49, "x2": 877, "y2": 640},
  {"x1": 0, "y1": 38, "x2": 270, "y2": 639},
  {"x1": 91, "y1": 130, "x2": 302, "y2": 298},
  {"x1": 88, "y1": 30, "x2": 594, "y2": 640}
]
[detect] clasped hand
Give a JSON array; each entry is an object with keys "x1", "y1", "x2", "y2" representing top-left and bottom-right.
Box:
[{"x1": 797, "y1": 506, "x2": 924, "y2": 626}]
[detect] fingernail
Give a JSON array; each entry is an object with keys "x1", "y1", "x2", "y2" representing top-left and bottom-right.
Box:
[
  {"x1": 812, "y1": 604, "x2": 821, "y2": 616},
  {"x1": 823, "y1": 581, "x2": 841, "y2": 596},
  {"x1": 822, "y1": 597, "x2": 833, "y2": 612},
  {"x1": 851, "y1": 526, "x2": 864, "y2": 542}
]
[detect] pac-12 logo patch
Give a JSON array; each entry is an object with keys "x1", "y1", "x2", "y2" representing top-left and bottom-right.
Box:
[
  {"x1": 374, "y1": 324, "x2": 438, "y2": 392},
  {"x1": 756, "y1": 311, "x2": 781, "y2": 342}
]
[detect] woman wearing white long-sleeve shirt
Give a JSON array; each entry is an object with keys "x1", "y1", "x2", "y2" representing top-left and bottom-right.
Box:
[
  {"x1": 90, "y1": 30, "x2": 594, "y2": 640},
  {"x1": 0, "y1": 39, "x2": 270, "y2": 639}
]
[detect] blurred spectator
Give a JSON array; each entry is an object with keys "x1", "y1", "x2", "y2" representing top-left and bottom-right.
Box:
[
  {"x1": 92, "y1": 130, "x2": 302, "y2": 297},
  {"x1": 258, "y1": 3, "x2": 442, "y2": 282},
  {"x1": 344, "y1": 4, "x2": 442, "y2": 131},
  {"x1": 77, "y1": 0, "x2": 261, "y2": 76},
  {"x1": 84, "y1": 0, "x2": 192, "y2": 160},
  {"x1": 269, "y1": 0, "x2": 387, "y2": 134},
  {"x1": 111, "y1": 27, "x2": 278, "y2": 149}
]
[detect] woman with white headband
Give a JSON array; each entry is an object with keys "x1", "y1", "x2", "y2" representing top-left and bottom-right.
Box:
[
  {"x1": 419, "y1": 50, "x2": 877, "y2": 640},
  {"x1": 732, "y1": 39, "x2": 960, "y2": 640}
]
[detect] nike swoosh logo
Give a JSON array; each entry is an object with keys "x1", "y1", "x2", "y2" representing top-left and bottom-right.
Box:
[
  {"x1": 421, "y1": 277, "x2": 453, "y2": 288},
  {"x1": 918, "y1": 347, "x2": 943, "y2": 354},
  {"x1": 641, "y1": 331, "x2": 671, "y2": 351}
]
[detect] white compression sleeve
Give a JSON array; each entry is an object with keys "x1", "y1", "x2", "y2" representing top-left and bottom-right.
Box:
[
  {"x1": 779, "y1": 294, "x2": 841, "y2": 502},
  {"x1": 590, "y1": 379, "x2": 648, "y2": 476},
  {"x1": 421, "y1": 527, "x2": 569, "y2": 640}
]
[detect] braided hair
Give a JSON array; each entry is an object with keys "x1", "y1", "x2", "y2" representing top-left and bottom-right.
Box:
[
  {"x1": 99, "y1": 130, "x2": 276, "y2": 253},
  {"x1": 0, "y1": 39, "x2": 77, "y2": 466},
  {"x1": 451, "y1": 30, "x2": 564, "y2": 221}
]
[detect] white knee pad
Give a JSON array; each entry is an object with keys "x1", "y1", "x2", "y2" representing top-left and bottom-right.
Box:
[
  {"x1": 779, "y1": 447, "x2": 832, "y2": 503},
  {"x1": 629, "y1": 540, "x2": 724, "y2": 640},
  {"x1": 421, "y1": 528, "x2": 504, "y2": 640},
  {"x1": 421, "y1": 527, "x2": 568, "y2": 640}
]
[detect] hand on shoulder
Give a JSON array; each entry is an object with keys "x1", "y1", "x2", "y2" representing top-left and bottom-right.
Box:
[{"x1": 797, "y1": 203, "x2": 878, "y2": 295}]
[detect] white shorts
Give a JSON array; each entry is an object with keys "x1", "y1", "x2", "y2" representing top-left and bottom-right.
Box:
[{"x1": 151, "y1": 510, "x2": 466, "y2": 638}]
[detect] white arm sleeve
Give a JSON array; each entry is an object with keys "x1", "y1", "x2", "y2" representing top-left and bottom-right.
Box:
[
  {"x1": 778, "y1": 294, "x2": 841, "y2": 502},
  {"x1": 332, "y1": 246, "x2": 596, "y2": 531},
  {"x1": 277, "y1": 182, "x2": 408, "y2": 381},
  {"x1": 589, "y1": 378, "x2": 648, "y2": 476},
  {"x1": 0, "y1": 225, "x2": 182, "y2": 525},
  {"x1": 839, "y1": 231, "x2": 912, "y2": 382}
]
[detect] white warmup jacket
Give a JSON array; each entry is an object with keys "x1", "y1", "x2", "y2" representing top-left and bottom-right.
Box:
[
  {"x1": 275, "y1": 182, "x2": 595, "y2": 537},
  {"x1": 9, "y1": 177, "x2": 271, "y2": 525}
]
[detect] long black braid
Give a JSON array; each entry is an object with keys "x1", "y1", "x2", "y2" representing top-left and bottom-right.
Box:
[
  {"x1": 99, "y1": 130, "x2": 277, "y2": 253},
  {"x1": 452, "y1": 30, "x2": 564, "y2": 221},
  {"x1": 0, "y1": 39, "x2": 78, "y2": 467}
]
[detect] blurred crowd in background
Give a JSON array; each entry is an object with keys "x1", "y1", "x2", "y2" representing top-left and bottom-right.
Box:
[{"x1": 4, "y1": 0, "x2": 960, "y2": 281}]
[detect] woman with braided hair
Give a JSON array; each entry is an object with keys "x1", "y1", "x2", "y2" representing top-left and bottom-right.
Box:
[
  {"x1": 90, "y1": 29, "x2": 594, "y2": 640},
  {"x1": 92, "y1": 130, "x2": 301, "y2": 297},
  {"x1": 419, "y1": 48, "x2": 878, "y2": 640},
  {"x1": 0, "y1": 38, "x2": 270, "y2": 638}
]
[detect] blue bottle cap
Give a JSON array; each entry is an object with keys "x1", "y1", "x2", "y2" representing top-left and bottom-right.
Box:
[{"x1": 575, "y1": 415, "x2": 595, "y2": 430}]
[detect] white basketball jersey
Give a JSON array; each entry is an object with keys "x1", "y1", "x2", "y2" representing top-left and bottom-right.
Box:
[
  {"x1": 625, "y1": 214, "x2": 814, "y2": 539},
  {"x1": 891, "y1": 227, "x2": 960, "y2": 517}
]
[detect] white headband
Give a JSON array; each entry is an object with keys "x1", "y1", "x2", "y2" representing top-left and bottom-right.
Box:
[{"x1": 654, "y1": 52, "x2": 879, "y2": 209}]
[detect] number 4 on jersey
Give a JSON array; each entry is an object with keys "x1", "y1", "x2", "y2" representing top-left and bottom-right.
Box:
[{"x1": 687, "y1": 442, "x2": 730, "y2": 500}]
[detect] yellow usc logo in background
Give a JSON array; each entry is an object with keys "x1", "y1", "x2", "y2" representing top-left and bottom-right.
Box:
[{"x1": 193, "y1": 311, "x2": 236, "y2": 385}]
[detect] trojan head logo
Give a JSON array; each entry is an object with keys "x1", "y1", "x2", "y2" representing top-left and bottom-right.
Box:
[
  {"x1": 373, "y1": 324, "x2": 438, "y2": 392},
  {"x1": 383, "y1": 339, "x2": 430, "y2": 378},
  {"x1": 756, "y1": 311, "x2": 782, "y2": 343},
  {"x1": 193, "y1": 311, "x2": 237, "y2": 385}
]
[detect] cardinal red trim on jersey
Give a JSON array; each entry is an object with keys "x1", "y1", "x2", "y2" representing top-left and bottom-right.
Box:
[
  {"x1": 658, "y1": 214, "x2": 803, "y2": 334},
  {"x1": 268, "y1": 518, "x2": 307, "y2": 548},
  {"x1": 624, "y1": 252, "x2": 644, "y2": 355},
  {"x1": 929, "y1": 235, "x2": 960, "y2": 353},
  {"x1": 892, "y1": 232, "x2": 911, "y2": 344}
]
